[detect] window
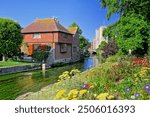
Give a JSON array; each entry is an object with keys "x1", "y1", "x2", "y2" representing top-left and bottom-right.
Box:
[
  {"x1": 60, "y1": 44, "x2": 67, "y2": 53},
  {"x1": 73, "y1": 46, "x2": 77, "y2": 52},
  {"x1": 33, "y1": 33, "x2": 41, "y2": 39}
]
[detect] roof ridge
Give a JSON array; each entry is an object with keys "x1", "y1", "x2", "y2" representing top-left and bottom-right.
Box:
[{"x1": 22, "y1": 18, "x2": 72, "y2": 34}]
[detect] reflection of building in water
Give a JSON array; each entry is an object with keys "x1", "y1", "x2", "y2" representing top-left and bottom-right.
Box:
[
  {"x1": 42, "y1": 70, "x2": 46, "y2": 78},
  {"x1": 92, "y1": 56, "x2": 99, "y2": 66}
]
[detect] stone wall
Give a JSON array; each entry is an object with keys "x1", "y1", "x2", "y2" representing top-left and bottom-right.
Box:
[{"x1": 0, "y1": 64, "x2": 40, "y2": 76}]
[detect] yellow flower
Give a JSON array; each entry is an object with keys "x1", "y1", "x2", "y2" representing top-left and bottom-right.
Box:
[
  {"x1": 61, "y1": 97, "x2": 68, "y2": 100},
  {"x1": 96, "y1": 93, "x2": 109, "y2": 100},
  {"x1": 107, "y1": 95, "x2": 114, "y2": 100},
  {"x1": 55, "y1": 89, "x2": 66, "y2": 99},
  {"x1": 68, "y1": 89, "x2": 78, "y2": 99},
  {"x1": 79, "y1": 89, "x2": 87, "y2": 96},
  {"x1": 72, "y1": 98, "x2": 78, "y2": 100}
]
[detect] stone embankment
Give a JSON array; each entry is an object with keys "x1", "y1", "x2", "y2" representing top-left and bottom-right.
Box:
[{"x1": 0, "y1": 64, "x2": 41, "y2": 75}]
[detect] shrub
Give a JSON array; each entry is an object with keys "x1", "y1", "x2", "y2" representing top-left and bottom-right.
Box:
[
  {"x1": 98, "y1": 41, "x2": 107, "y2": 50},
  {"x1": 32, "y1": 50, "x2": 49, "y2": 63},
  {"x1": 58, "y1": 69, "x2": 81, "y2": 82},
  {"x1": 101, "y1": 40, "x2": 118, "y2": 58},
  {"x1": 106, "y1": 54, "x2": 125, "y2": 63}
]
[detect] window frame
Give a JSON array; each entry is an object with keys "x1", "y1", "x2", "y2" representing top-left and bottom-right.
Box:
[
  {"x1": 33, "y1": 33, "x2": 41, "y2": 39},
  {"x1": 60, "y1": 43, "x2": 67, "y2": 53}
]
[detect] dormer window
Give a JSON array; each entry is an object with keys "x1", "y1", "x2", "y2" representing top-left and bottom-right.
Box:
[{"x1": 33, "y1": 33, "x2": 41, "y2": 39}]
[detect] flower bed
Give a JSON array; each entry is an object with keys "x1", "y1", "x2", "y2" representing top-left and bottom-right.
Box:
[{"x1": 16, "y1": 56, "x2": 150, "y2": 100}]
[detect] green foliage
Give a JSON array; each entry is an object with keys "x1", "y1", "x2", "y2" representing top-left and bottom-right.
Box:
[
  {"x1": 69, "y1": 22, "x2": 90, "y2": 53},
  {"x1": 70, "y1": 69, "x2": 81, "y2": 76},
  {"x1": 98, "y1": 41, "x2": 107, "y2": 50},
  {"x1": 99, "y1": 0, "x2": 150, "y2": 21},
  {"x1": 32, "y1": 50, "x2": 49, "y2": 63},
  {"x1": 58, "y1": 69, "x2": 81, "y2": 82},
  {"x1": 0, "y1": 18, "x2": 23, "y2": 61},
  {"x1": 0, "y1": 60, "x2": 32, "y2": 67},
  {"x1": 69, "y1": 22, "x2": 82, "y2": 35},
  {"x1": 101, "y1": 40, "x2": 118, "y2": 58},
  {"x1": 58, "y1": 71, "x2": 71, "y2": 81},
  {"x1": 79, "y1": 35, "x2": 90, "y2": 50},
  {"x1": 103, "y1": 23, "x2": 117, "y2": 40},
  {"x1": 116, "y1": 13, "x2": 149, "y2": 54},
  {"x1": 106, "y1": 54, "x2": 125, "y2": 63},
  {"x1": 99, "y1": 0, "x2": 150, "y2": 55}
]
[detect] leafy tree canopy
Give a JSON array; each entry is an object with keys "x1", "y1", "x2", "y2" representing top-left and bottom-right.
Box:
[
  {"x1": 99, "y1": 0, "x2": 150, "y2": 21},
  {"x1": 79, "y1": 35, "x2": 90, "y2": 49},
  {"x1": 116, "y1": 13, "x2": 149, "y2": 53},
  {"x1": 69, "y1": 22, "x2": 82, "y2": 35},
  {"x1": 103, "y1": 22, "x2": 117, "y2": 40},
  {"x1": 0, "y1": 18, "x2": 23, "y2": 61},
  {"x1": 99, "y1": 0, "x2": 150, "y2": 55},
  {"x1": 69, "y1": 22, "x2": 90, "y2": 52}
]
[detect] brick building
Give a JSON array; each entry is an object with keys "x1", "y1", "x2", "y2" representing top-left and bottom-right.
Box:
[{"x1": 21, "y1": 18, "x2": 80, "y2": 64}]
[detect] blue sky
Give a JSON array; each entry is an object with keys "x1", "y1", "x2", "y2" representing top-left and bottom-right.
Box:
[{"x1": 0, "y1": 0, "x2": 119, "y2": 42}]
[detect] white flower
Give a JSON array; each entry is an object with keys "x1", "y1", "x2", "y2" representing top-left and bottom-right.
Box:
[{"x1": 131, "y1": 95, "x2": 135, "y2": 99}]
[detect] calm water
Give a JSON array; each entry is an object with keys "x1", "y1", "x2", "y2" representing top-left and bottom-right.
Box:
[{"x1": 0, "y1": 56, "x2": 99, "y2": 99}]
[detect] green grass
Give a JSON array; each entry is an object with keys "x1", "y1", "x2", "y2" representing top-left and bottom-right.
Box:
[{"x1": 0, "y1": 61, "x2": 32, "y2": 68}]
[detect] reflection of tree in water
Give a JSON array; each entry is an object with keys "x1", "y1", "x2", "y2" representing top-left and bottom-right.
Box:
[{"x1": 16, "y1": 75, "x2": 34, "y2": 88}]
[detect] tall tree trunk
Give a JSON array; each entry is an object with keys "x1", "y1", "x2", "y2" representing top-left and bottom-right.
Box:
[{"x1": 2, "y1": 55, "x2": 6, "y2": 62}]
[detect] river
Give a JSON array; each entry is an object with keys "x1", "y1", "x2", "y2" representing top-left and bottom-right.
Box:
[{"x1": 0, "y1": 56, "x2": 99, "y2": 99}]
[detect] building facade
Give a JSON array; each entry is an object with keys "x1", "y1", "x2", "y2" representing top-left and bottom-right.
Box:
[
  {"x1": 92, "y1": 26, "x2": 107, "y2": 51},
  {"x1": 21, "y1": 18, "x2": 80, "y2": 64}
]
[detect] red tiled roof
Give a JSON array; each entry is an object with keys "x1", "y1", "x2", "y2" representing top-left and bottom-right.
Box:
[
  {"x1": 67, "y1": 27, "x2": 78, "y2": 34},
  {"x1": 21, "y1": 18, "x2": 72, "y2": 34}
]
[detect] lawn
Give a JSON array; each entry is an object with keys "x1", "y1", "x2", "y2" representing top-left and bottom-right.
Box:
[{"x1": 0, "y1": 61, "x2": 33, "y2": 68}]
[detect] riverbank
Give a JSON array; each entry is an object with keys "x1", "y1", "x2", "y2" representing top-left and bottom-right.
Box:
[
  {"x1": 0, "y1": 61, "x2": 32, "y2": 67},
  {"x1": 0, "y1": 64, "x2": 41, "y2": 75},
  {"x1": 16, "y1": 55, "x2": 150, "y2": 100},
  {"x1": 0, "y1": 61, "x2": 87, "y2": 99}
]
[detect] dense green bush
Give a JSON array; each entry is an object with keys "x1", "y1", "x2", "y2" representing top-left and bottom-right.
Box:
[
  {"x1": 98, "y1": 41, "x2": 107, "y2": 50},
  {"x1": 32, "y1": 50, "x2": 49, "y2": 63}
]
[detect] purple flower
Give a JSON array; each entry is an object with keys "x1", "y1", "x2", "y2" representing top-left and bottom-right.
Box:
[
  {"x1": 147, "y1": 89, "x2": 150, "y2": 94},
  {"x1": 82, "y1": 84, "x2": 88, "y2": 89},
  {"x1": 144, "y1": 84, "x2": 150, "y2": 90},
  {"x1": 125, "y1": 87, "x2": 130, "y2": 92},
  {"x1": 135, "y1": 93, "x2": 140, "y2": 97}
]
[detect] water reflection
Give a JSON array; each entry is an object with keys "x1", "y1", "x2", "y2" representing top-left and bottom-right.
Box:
[
  {"x1": 0, "y1": 56, "x2": 100, "y2": 99},
  {"x1": 83, "y1": 56, "x2": 100, "y2": 71},
  {"x1": 42, "y1": 70, "x2": 46, "y2": 78}
]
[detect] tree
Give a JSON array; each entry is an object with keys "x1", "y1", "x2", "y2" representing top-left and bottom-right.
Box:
[
  {"x1": 103, "y1": 23, "x2": 117, "y2": 40},
  {"x1": 69, "y1": 22, "x2": 90, "y2": 53},
  {"x1": 69, "y1": 22, "x2": 82, "y2": 35},
  {"x1": 99, "y1": 0, "x2": 150, "y2": 55},
  {"x1": 98, "y1": 41, "x2": 107, "y2": 50},
  {"x1": 99, "y1": 0, "x2": 150, "y2": 21},
  {"x1": 0, "y1": 18, "x2": 23, "y2": 61},
  {"x1": 79, "y1": 35, "x2": 89, "y2": 50},
  {"x1": 101, "y1": 40, "x2": 118, "y2": 58},
  {"x1": 116, "y1": 13, "x2": 149, "y2": 54}
]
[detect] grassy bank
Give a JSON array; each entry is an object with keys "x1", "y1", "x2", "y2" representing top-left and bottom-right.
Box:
[
  {"x1": 0, "y1": 60, "x2": 32, "y2": 68},
  {"x1": 16, "y1": 55, "x2": 150, "y2": 100}
]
